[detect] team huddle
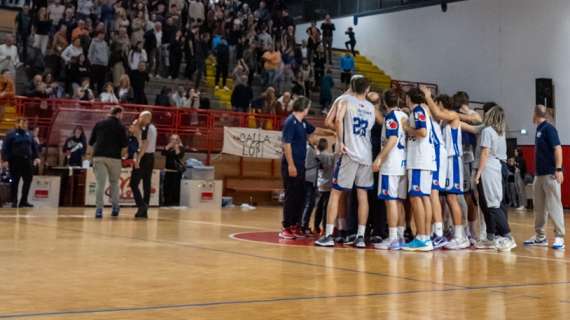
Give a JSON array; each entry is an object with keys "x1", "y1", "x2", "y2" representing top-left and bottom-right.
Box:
[{"x1": 281, "y1": 75, "x2": 518, "y2": 252}]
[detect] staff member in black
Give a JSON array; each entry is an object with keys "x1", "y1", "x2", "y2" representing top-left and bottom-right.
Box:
[
  {"x1": 131, "y1": 111, "x2": 157, "y2": 219},
  {"x1": 2, "y1": 118, "x2": 39, "y2": 208}
]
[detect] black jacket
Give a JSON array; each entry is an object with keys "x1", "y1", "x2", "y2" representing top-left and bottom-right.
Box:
[{"x1": 88, "y1": 116, "x2": 128, "y2": 159}]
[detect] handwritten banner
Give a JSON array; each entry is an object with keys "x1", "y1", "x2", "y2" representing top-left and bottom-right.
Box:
[{"x1": 222, "y1": 127, "x2": 283, "y2": 159}]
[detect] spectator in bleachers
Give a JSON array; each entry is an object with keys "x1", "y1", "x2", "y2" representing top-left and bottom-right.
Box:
[
  {"x1": 127, "y1": 41, "x2": 148, "y2": 72},
  {"x1": 232, "y1": 59, "x2": 250, "y2": 86},
  {"x1": 62, "y1": 126, "x2": 87, "y2": 167},
  {"x1": 100, "y1": 82, "x2": 119, "y2": 104},
  {"x1": 182, "y1": 88, "x2": 201, "y2": 109},
  {"x1": 319, "y1": 69, "x2": 334, "y2": 114},
  {"x1": 65, "y1": 54, "x2": 90, "y2": 94},
  {"x1": 61, "y1": 38, "x2": 84, "y2": 65},
  {"x1": 33, "y1": 7, "x2": 52, "y2": 56},
  {"x1": 155, "y1": 87, "x2": 173, "y2": 106},
  {"x1": 313, "y1": 45, "x2": 326, "y2": 90},
  {"x1": 0, "y1": 70, "x2": 15, "y2": 98},
  {"x1": 144, "y1": 21, "x2": 163, "y2": 78},
  {"x1": 299, "y1": 60, "x2": 313, "y2": 97},
  {"x1": 276, "y1": 91, "x2": 293, "y2": 114},
  {"x1": 116, "y1": 74, "x2": 133, "y2": 103},
  {"x1": 0, "y1": 35, "x2": 20, "y2": 77},
  {"x1": 169, "y1": 31, "x2": 185, "y2": 80},
  {"x1": 242, "y1": 41, "x2": 257, "y2": 86},
  {"x1": 47, "y1": 25, "x2": 68, "y2": 78},
  {"x1": 214, "y1": 37, "x2": 230, "y2": 90},
  {"x1": 340, "y1": 52, "x2": 355, "y2": 89},
  {"x1": 131, "y1": 62, "x2": 149, "y2": 105},
  {"x1": 15, "y1": 4, "x2": 32, "y2": 62},
  {"x1": 48, "y1": 0, "x2": 65, "y2": 26},
  {"x1": 345, "y1": 27, "x2": 357, "y2": 56},
  {"x1": 25, "y1": 74, "x2": 48, "y2": 98},
  {"x1": 231, "y1": 75, "x2": 253, "y2": 113},
  {"x1": 320, "y1": 15, "x2": 335, "y2": 64},
  {"x1": 306, "y1": 22, "x2": 320, "y2": 63},
  {"x1": 43, "y1": 73, "x2": 65, "y2": 99},
  {"x1": 74, "y1": 78, "x2": 95, "y2": 101},
  {"x1": 88, "y1": 31, "x2": 110, "y2": 94},
  {"x1": 188, "y1": 0, "x2": 206, "y2": 27},
  {"x1": 262, "y1": 45, "x2": 281, "y2": 87}
]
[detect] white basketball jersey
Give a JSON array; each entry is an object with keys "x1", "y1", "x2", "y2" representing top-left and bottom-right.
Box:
[
  {"x1": 343, "y1": 95, "x2": 375, "y2": 165},
  {"x1": 380, "y1": 110, "x2": 408, "y2": 176},
  {"x1": 406, "y1": 105, "x2": 436, "y2": 171},
  {"x1": 444, "y1": 125, "x2": 463, "y2": 158}
]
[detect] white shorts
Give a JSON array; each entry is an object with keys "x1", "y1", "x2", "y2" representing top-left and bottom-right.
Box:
[
  {"x1": 332, "y1": 154, "x2": 374, "y2": 191},
  {"x1": 408, "y1": 169, "x2": 432, "y2": 197},
  {"x1": 446, "y1": 156, "x2": 464, "y2": 194},
  {"x1": 378, "y1": 175, "x2": 407, "y2": 200},
  {"x1": 432, "y1": 146, "x2": 447, "y2": 191}
]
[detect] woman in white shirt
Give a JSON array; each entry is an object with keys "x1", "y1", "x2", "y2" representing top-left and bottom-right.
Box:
[{"x1": 100, "y1": 82, "x2": 119, "y2": 104}]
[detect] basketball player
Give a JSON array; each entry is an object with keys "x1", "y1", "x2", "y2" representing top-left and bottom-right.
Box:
[
  {"x1": 316, "y1": 76, "x2": 375, "y2": 248},
  {"x1": 422, "y1": 87, "x2": 470, "y2": 249},
  {"x1": 373, "y1": 89, "x2": 407, "y2": 250},
  {"x1": 427, "y1": 98, "x2": 448, "y2": 249},
  {"x1": 401, "y1": 88, "x2": 435, "y2": 251}
]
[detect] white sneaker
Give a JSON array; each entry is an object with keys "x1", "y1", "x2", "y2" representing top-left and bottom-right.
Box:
[
  {"x1": 515, "y1": 206, "x2": 526, "y2": 211},
  {"x1": 552, "y1": 237, "x2": 565, "y2": 250},
  {"x1": 495, "y1": 237, "x2": 517, "y2": 252},
  {"x1": 223, "y1": 86, "x2": 230, "y2": 91},
  {"x1": 445, "y1": 237, "x2": 471, "y2": 250},
  {"x1": 474, "y1": 239, "x2": 496, "y2": 250},
  {"x1": 215, "y1": 86, "x2": 220, "y2": 90}
]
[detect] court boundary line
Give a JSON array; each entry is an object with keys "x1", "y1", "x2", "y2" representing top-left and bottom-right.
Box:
[{"x1": 1, "y1": 281, "x2": 570, "y2": 319}]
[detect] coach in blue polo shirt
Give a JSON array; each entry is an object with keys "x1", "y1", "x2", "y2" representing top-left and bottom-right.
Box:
[
  {"x1": 524, "y1": 105, "x2": 565, "y2": 249},
  {"x1": 279, "y1": 96, "x2": 333, "y2": 240}
]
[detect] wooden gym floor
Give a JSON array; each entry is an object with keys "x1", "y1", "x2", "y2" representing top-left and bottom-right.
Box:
[{"x1": 0, "y1": 206, "x2": 569, "y2": 319}]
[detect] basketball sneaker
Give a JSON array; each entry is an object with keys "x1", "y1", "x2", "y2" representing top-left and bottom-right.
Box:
[
  {"x1": 344, "y1": 234, "x2": 357, "y2": 245},
  {"x1": 334, "y1": 230, "x2": 346, "y2": 244},
  {"x1": 95, "y1": 208, "x2": 103, "y2": 219},
  {"x1": 111, "y1": 207, "x2": 120, "y2": 217},
  {"x1": 374, "y1": 238, "x2": 401, "y2": 251},
  {"x1": 354, "y1": 236, "x2": 366, "y2": 248},
  {"x1": 552, "y1": 237, "x2": 565, "y2": 250},
  {"x1": 292, "y1": 226, "x2": 306, "y2": 238},
  {"x1": 402, "y1": 238, "x2": 431, "y2": 252},
  {"x1": 432, "y1": 235, "x2": 448, "y2": 249},
  {"x1": 315, "y1": 234, "x2": 335, "y2": 247},
  {"x1": 523, "y1": 235, "x2": 548, "y2": 247},
  {"x1": 495, "y1": 237, "x2": 517, "y2": 252},
  {"x1": 278, "y1": 227, "x2": 296, "y2": 240},
  {"x1": 445, "y1": 237, "x2": 470, "y2": 250},
  {"x1": 474, "y1": 239, "x2": 496, "y2": 250},
  {"x1": 369, "y1": 235, "x2": 383, "y2": 244}
]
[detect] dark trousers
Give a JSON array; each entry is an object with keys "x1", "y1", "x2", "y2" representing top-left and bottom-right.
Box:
[
  {"x1": 477, "y1": 180, "x2": 511, "y2": 239},
  {"x1": 368, "y1": 173, "x2": 387, "y2": 237},
  {"x1": 281, "y1": 165, "x2": 305, "y2": 228},
  {"x1": 301, "y1": 181, "x2": 317, "y2": 228},
  {"x1": 323, "y1": 36, "x2": 333, "y2": 63},
  {"x1": 9, "y1": 157, "x2": 33, "y2": 205},
  {"x1": 193, "y1": 62, "x2": 205, "y2": 89},
  {"x1": 163, "y1": 171, "x2": 182, "y2": 206},
  {"x1": 215, "y1": 63, "x2": 229, "y2": 87},
  {"x1": 345, "y1": 40, "x2": 356, "y2": 56},
  {"x1": 130, "y1": 153, "x2": 154, "y2": 208},
  {"x1": 313, "y1": 191, "x2": 330, "y2": 230},
  {"x1": 170, "y1": 56, "x2": 182, "y2": 79},
  {"x1": 91, "y1": 64, "x2": 108, "y2": 94}
]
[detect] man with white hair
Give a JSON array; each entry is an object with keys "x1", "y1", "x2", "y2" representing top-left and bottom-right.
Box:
[{"x1": 130, "y1": 111, "x2": 157, "y2": 219}]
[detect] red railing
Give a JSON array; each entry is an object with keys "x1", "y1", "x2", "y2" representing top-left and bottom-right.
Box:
[{"x1": 6, "y1": 96, "x2": 325, "y2": 164}]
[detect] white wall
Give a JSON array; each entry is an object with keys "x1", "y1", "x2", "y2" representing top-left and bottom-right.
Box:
[{"x1": 297, "y1": 0, "x2": 570, "y2": 144}]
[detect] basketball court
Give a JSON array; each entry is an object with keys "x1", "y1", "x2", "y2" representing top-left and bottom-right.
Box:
[{"x1": 0, "y1": 207, "x2": 568, "y2": 319}]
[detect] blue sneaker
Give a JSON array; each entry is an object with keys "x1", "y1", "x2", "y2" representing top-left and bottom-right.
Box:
[
  {"x1": 523, "y1": 235, "x2": 548, "y2": 247},
  {"x1": 552, "y1": 237, "x2": 565, "y2": 250},
  {"x1": 95, "y1": 208, "x2": 103, "y2": 219},
  {"x1": 402, "y1": 238, "x2": 430, "y2": 252},
  {"x1": 432, "y1": 235, "x2": 448, "y2": 249},
  {"x1": 111, "y1": 207, "x2": 120, "y2": 217}
]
